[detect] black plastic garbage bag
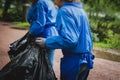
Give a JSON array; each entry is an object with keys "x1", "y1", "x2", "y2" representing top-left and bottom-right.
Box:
[
  {"x1": 8, "y1": 32, "x2": 33, "y2": 59},
  {"x1": 0, "y1": 32, "x2": 57, "y2": 80}
]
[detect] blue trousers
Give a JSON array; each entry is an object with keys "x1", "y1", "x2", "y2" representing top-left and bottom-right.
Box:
[
  {"x1": 47, "y1": 49, "x2": 55, "y2": 68},
  {"x1": 60, "y1": 52, "x2": 94, "y2": 80},
  {"x1": 61, "y1": 63, "x2": 90, "y2": 80}
]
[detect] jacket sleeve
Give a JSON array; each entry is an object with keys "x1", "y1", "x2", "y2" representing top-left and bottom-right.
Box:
[
  {"x1": 46, "y1": 9, "x2": 79, "y2": 49},
  {"x1": 29, "y1": 2, "x2": 46, "y2": 36}
]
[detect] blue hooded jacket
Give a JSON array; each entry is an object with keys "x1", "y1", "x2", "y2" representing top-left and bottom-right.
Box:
[
  {"x1": 27, "y1": 0, "x2": 58, "y2": 37},
  {"x1": 46, "y1": 2, "x2": 93, "y2": 54},
  {"x1": 46, "y1": 2, "x2": 94, "y2": 80}
]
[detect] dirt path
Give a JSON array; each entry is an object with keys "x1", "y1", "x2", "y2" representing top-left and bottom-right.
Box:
[{"x1": 0, "y1": 21, "x2": 120, "y2": 80}]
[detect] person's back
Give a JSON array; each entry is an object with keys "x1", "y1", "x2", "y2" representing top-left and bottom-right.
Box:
[
  {"x1": 27, "y1": 0, "x2": 58, "y2": 38},
  {"x1": 39, "y1": 0, "x2": 58, "y2": 38},
  {"x1": 56, "y1": 2, "x2": 92, "y2": 53},
  {"x1": 44, "y1": 1, "x2": 94, "y2": 80},
  {"x1": 40, "y1": 0, "x2": 57, "y2": 28},
  {"x1": 55, "y1": 2, "x2": 94, "y2": 80},
  {"x1": 27, "y1": 0, "x2": 58, "y2": 68}
]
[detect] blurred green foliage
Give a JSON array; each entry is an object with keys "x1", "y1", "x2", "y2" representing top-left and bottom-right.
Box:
[
  {"x1": 0, "y1": 0, "x2": 30, "y2": 21},
  {"x1": 82, "y1": 0, "x2": 120, "y2": 49}
]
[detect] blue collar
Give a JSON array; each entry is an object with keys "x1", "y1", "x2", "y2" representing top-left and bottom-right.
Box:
[{"x1": 62, "y1": 2, "x2": 83, "y2": 8}]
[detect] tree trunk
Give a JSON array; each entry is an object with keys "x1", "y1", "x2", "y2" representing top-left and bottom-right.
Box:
[
  {"x1": 22, "y1": 3, "x2": 30, "y2": 22},
  {"x1": 22, "y1": 0, "x2": 30, "y2": 22},
  {"x1": 2, "y1": 0, "x2": 13, "y2": 18}
]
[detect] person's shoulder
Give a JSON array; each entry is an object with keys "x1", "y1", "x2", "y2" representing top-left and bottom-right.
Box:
[
  {"x1": 57, "y1": 9, "x2": 71, "y2": 18},
  {"x1": 60, "y1": 5, "x2": 68, "y2": 10},
  {"x1": 59, "y1": 6, "x2": 72, "y2": 16},
  {"x1": 35, "y1": 0, "x2": 46, "y2": 8},
  {"x1": 35, "y1": 0, "x2": 42, "y2": 5},
  {"x1": 39, "y1": 0, "x2": 53, "y2": 5}
]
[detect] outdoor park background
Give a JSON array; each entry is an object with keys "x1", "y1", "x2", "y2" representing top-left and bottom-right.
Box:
[{"x1": 0, "y1": 0, "x2": 120, "y2": 80}]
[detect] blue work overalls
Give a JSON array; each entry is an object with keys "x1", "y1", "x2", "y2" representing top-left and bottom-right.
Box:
[{"x1": 46, "y1": 2, "x2": 94, "y2": 80}]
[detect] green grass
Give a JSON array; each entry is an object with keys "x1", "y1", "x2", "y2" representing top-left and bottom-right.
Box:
[
  {"x1": 12, "y1": 22, "x2": 30, "y2": 29},
  {"x1": 94, "y1": 42, "x2": 120, "y2": 50},
  {"x1": 94, "y1": 42, "x2": 111, "y2": 49}
]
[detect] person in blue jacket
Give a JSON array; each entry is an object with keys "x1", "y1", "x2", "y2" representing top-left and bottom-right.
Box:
[
  {"x1": 35, "y1": 0, "x2": 94, "y2": 80},
  {"x1": 26, "y1": 0, "x2": 58, "y2": 68}
]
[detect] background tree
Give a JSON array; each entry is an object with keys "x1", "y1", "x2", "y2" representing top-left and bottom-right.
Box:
[
  {"x1": 2, "y1": 0, "x2": 14, "y2": 19},
  {"x1": 2, "y1": 0, "x2": 30, "y2": 21},
  {"x1": 82, "y1": 0, "x2": 120, "y2": 49}
]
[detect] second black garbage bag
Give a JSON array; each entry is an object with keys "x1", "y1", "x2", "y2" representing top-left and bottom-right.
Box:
[{"x1": 0, "y1": 32, "x2": 57, "y2": 80}]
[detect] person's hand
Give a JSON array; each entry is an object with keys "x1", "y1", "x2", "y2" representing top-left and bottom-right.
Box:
[{"x1": 35, "y1": 37, "x2": 46, "y2": 48}]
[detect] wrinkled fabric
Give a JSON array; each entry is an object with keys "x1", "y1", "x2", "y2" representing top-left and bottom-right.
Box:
[
  {"x1": 46, "y1": 2, "x2": 94, "y2": 80},
  {"x1": 26, "y1": 0, "x2": 58, "y2": 67},
  {"x1": 27, "y1": 0, "x2": 58, "y2": 37},
  {"x1": 0, "y1": 32, "x2": 57, "y2": 80},
  {"x1": 46, "y1": 2, "x2": 93, "y2": 52}
]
